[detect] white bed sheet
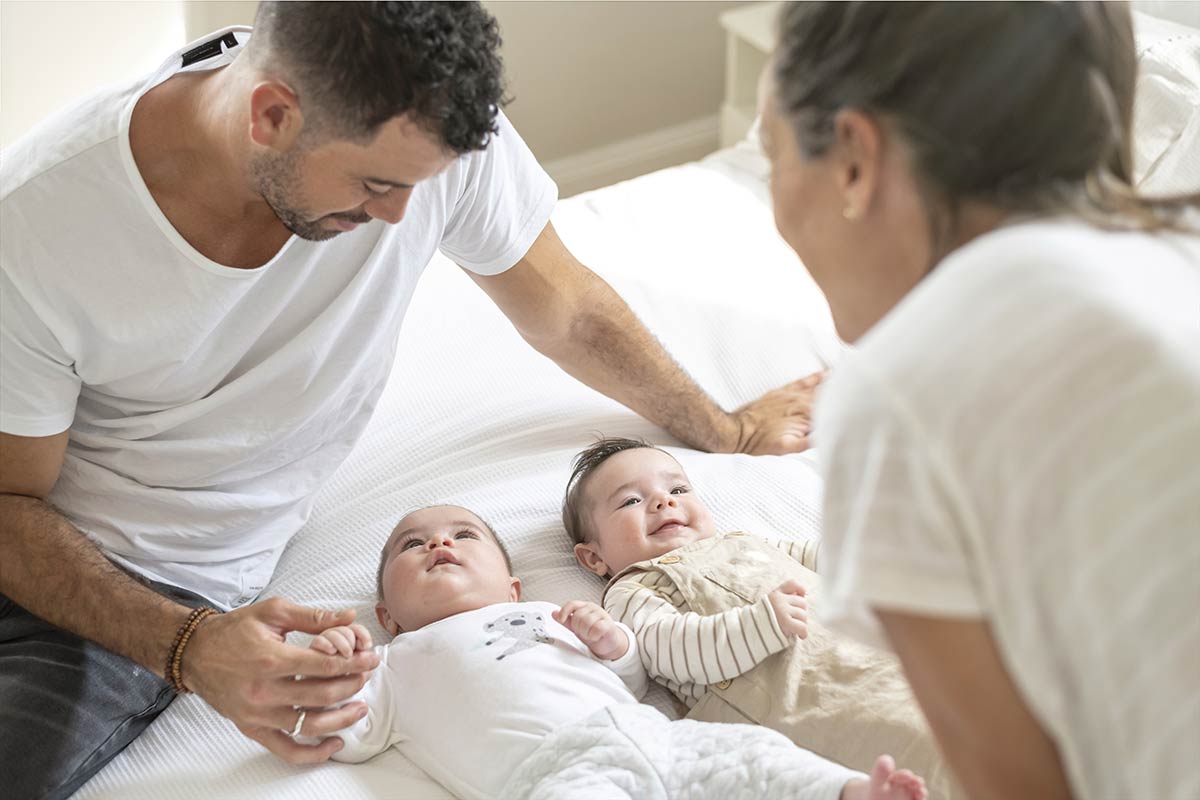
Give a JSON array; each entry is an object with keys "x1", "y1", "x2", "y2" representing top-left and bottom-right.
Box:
[{"x1": 76, "y1": 142, "x2": 845, "y2": 799}]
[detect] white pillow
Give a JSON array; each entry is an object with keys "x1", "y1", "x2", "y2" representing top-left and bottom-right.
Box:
[{"x1": 1132, "y1": 11, "x2": 1200, "y2": 193}]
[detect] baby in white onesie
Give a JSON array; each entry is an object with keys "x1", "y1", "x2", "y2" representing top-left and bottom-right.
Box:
[{"x1": 311, "y1": 504, "x2": 928, "y2": 800}]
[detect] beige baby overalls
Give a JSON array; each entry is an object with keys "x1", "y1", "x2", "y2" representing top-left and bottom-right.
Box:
[{"x1": 608, "y1": 534, "x2": 960, "y2": 800}]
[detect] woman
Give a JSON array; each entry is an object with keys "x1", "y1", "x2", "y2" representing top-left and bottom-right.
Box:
[{"x1": 761, "y1": 3, "x2": 1199, "y2": 800}]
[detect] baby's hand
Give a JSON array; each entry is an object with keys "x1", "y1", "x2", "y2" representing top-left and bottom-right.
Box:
[
  {"x1": 767, "y1": 579, "x2": 810, "y2": 640},
  {"x1": 310, "y1": 623, "x2": 373, "y2": 658},
  {"x1": 553, "y1": 601, "x2": 630, "y2": 661}
]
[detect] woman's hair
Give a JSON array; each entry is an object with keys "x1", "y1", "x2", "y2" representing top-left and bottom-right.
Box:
[
  {"x1": 562, "y1": 437, "x2": 659, "y2": 546},
  {"x1": 250, "y1": 1, "x2": 506, "y2": 154},
  {"x1": 772, "y1": 1, "x2": 1197, "y2": 235}
]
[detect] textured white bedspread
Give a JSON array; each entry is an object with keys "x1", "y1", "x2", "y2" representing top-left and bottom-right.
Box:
[{"x1": 76, "y1": 142, "x2": 844, "y2": 799}]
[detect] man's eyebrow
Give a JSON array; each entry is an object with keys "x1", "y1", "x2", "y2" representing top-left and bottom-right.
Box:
[{"x1": 363, "y1": 176, "x2": 414, "y2": 189}]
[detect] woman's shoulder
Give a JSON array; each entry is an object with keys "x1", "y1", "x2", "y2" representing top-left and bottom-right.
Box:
[
  {"x1": 856, "y1": 218, "x2": 1197, "y2": 370},
  {"x1": 822, "y1": 218, "x2": 1199, "y2": 441}
]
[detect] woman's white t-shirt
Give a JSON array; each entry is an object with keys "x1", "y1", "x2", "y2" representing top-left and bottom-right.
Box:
[
  {"x1": 0, "y1": 28, "x2": 557, "y2": 607},
  {"x1": 815, "y1": 219, "x2": 1200, "y2": 800}
]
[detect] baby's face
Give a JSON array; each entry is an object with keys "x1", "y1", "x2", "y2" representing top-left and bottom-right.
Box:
[
  {"x1": 575, "y1": 448, "x2": 717, "y2": 577},
  {"x1": 376, "y1": 505, "x2": 519, "y2": 635}
]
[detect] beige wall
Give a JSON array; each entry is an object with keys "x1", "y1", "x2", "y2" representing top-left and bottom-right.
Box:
[
  {"x1": 0, "y1": 0, "x2": 184, "y2": 147},
  {"x1": 485, "y1": 1, "x2": 740, "y2": 163},
  {"x1": 3, "y1": 0, "x2": 742, "y2": 190}
]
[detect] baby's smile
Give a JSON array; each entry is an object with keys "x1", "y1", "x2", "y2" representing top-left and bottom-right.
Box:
[{"x1": 649, "y1": 518, "x2": 687, "y2": 536}]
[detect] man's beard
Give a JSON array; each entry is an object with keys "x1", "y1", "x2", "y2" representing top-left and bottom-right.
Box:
[{"x1": 251, "y1": 148, "x2": 369, "y2": 242}]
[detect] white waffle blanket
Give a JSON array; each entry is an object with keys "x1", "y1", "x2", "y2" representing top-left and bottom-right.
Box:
[
  {"x1": 77, "y1": 143, "x2": 845, "y2": 799},
  {"x1": 501, "y1": 704, "x2": 857, "y2": 800}
]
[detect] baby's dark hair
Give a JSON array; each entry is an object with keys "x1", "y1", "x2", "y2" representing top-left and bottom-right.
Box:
[
  {"x1": 562, "y1": 436, "x2": 665, "y2": 545},
  {"x1": 376, "y1": 507, "x2": 512, "y2": 601}
]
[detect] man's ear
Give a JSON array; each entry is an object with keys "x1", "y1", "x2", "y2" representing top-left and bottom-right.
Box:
[
  {"x1": 574, "y1": 542, "x2": 610, "y2": 579},
  {"x1": 375, "y1": 602, "x2": 401, "y2": 637},
  {"x1": 249, "y1": 80, "x2": 304, "y2": 151},
  {"x1": 509, "y1": 576, "x2": 522, "y2": 602}
]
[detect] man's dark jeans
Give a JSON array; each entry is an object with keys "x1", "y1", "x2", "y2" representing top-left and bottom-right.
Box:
[{"x1": 0, "y1": 580, "x2": 211, "y2": 799}]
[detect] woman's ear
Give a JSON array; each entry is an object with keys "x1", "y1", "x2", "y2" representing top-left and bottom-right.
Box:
[
  {"x1": 832, "y1": 108, "x2": 883, "y2": 219},
  {"x1": 248, "y1": 80, "x2": 305, "y2": 151},
  {"x1": 375, "y1": 602, "x2": 402, "y2": 637},
  {"x1": 574, "y1": 542, "x2": 610, "y2": 578}
]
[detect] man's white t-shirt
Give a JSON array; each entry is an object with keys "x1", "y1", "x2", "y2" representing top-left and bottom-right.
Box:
[
  {"x1": 0, "y1": 28, "x2": 557, "y2": 608},
  {"x1": 330, "y1": 601, "x2": 646, "y2": 800},
  {"x1": 814, "y1": 219, "x2": 1200, "y2": 800}
]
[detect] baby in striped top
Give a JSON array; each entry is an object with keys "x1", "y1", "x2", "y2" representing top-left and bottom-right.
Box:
[{"x1": 565, "y1": 437, "x2": 959, "y2": 800}]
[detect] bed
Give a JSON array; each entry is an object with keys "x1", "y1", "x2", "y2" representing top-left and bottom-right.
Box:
[
  {"x1": 75, "y1": 8, "x2": 1199, "y2": 795},
  {"x1": 75, "y1": 132, "x2": 846, "y2": 799}
]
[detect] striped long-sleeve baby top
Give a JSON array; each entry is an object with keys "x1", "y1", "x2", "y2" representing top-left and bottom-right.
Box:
[{"x1": 603, "y1": 535, "x2": 818, "y2": 708}]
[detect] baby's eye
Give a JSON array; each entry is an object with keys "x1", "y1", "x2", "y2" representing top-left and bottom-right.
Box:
[
  {"x1": 620, "y1": 497, "x2": 641, "y2": 508},
  {"x1": 399, "y1": 538, "x2": 423, "y2": 551},
  {"x1": 454, "y1": 530, "x2": 478, "y2": 540},
  {"x1": 670, "y1": 485, "x2": 689, "y2": 495}
]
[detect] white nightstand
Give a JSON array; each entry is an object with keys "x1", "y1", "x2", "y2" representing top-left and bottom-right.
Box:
[{"x1": 718, "y1": 1, "x2": 782, "y2": 147}]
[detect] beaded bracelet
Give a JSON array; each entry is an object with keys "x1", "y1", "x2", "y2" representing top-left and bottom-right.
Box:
[{"x1": 166, "y1": 606, "x2": 219, "y2": 694}]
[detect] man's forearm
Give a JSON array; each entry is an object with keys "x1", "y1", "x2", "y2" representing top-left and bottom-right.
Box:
[
  {"x1": 0, "y1": 494, "x2": 193, "y2": 675},
  {"x1": 537, "y1": 278, "x2": 740, "y2": 452}
]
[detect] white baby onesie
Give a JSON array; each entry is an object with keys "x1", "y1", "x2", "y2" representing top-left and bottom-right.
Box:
[{"x1": 331, "y1": 601, "x2": 646, "y2": 800}]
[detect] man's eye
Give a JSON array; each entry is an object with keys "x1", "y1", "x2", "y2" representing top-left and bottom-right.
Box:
[
  {"x1": 620, "y1": 497, "x2": 640, "y2": 508},
  {"x1": 400, "y1": 538, "x2": 423, "y2": 551},
  {"x1": 363, "y1": 183, "x2": 389, "y2": 196},
  {"x1": 454, "y1": 530, "x2": 478, "y2": 540}
]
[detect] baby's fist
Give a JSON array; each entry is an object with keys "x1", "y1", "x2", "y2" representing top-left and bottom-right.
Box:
[
  {"x1": 767, "y1": 579, "x2": 809, "y2": 640},
  {"x1": 553, "y1": 601, "x2": 630, "y2": 661},
  {"x1": 311, "y1": 623, "x2": 372, "y2": 657}
]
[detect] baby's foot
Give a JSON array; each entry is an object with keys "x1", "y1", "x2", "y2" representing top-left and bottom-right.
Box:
[{"x1": 865, "y1": 755, "x2": 927, "y2": 800}]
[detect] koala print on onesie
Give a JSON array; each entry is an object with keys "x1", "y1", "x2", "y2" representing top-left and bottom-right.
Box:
[{"x1": 485, "y1": 610, "x2": 554, "y2": 659}]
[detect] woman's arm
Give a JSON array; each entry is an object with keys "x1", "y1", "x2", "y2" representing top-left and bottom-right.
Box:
[{"x1": 875, "y1": 611, "x2": 1075, "y2": 800}]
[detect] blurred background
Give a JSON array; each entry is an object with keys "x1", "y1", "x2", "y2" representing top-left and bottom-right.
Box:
[
  {"x1": 3, "y1": 1, "x2": 1198, "y2": 196},
  {"x1": 0, "y1": 0, "x2": 753, "y2": 196}
]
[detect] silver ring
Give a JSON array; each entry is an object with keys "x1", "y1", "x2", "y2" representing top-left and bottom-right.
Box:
[{"x1": 290, "y1": 708, "x2": 306, "y2": 738}]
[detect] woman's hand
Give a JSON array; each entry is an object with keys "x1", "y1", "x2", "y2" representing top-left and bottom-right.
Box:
[{"x1": 553, "y1": 601, "x2": 630, "y2": 661}]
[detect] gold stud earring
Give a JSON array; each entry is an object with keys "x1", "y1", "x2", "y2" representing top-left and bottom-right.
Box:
[{"x1": 843, "y1": 206, "x2": 860, "y2": 221}]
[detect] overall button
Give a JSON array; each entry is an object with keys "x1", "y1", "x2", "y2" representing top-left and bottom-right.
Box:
[
  {"x1": 716, "y1": 679, "x2": 733, "y2": 689},
  {"x1": 658, "y1": 555, "x2": 682, "y2": 564},
  {"x1": 726, "y1": 531, "x2": 746, "y2": 537}
]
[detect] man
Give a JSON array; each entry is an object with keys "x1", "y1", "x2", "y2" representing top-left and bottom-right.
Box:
[{"x1": 0, "y1": 3, "x2": 821, "y2": 797}]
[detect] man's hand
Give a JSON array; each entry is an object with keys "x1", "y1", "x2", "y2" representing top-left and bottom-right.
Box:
[
  {"x1": 767, "y1": 579, "x2": 810, "y2": 640},
  {"x1": 732, "y1": 371, "x2": 826, "y2": 455},
  {"x1": 553, "y1": 601, "x2": 630, "y2": 661},
  {"x1": 183, "y1": 598, "x2": 380, "y2": 764},
  {"x1": 310, "y1": 624, "x2": 373, "y2": 658}
]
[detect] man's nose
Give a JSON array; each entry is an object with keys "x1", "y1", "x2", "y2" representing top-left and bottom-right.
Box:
[{"x1": 365, "y1": 187, "x2": 412, "y2": 225}]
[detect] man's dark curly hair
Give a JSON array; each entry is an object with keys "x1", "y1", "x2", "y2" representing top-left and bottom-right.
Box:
[{"x1": 250, "y1": 1, "x2": 506, "y2": 154}]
